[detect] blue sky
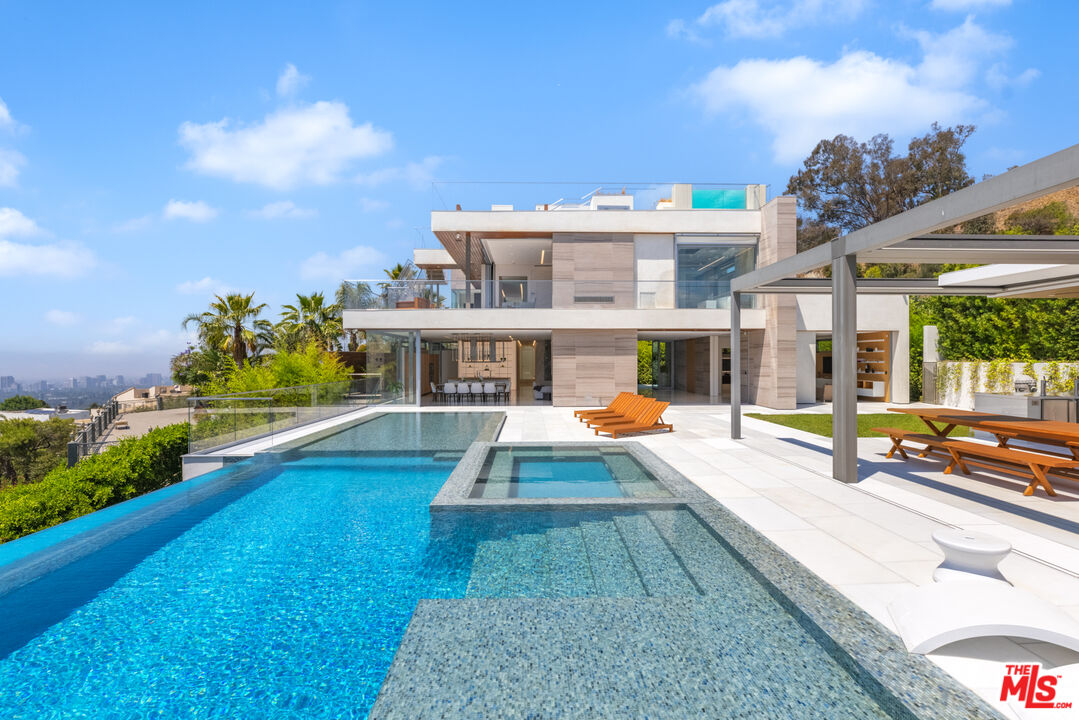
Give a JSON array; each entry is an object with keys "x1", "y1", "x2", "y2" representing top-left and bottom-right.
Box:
[{"x1": 0, "y1": 0, "x2": 1075, "y2": 380}]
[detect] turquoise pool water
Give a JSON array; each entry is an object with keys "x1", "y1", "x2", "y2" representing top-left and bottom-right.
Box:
[
  {"x1": 0, "y1": 413, "x2": 917, "y2": 718},
  {"x1": 469, "y1": 445, "x2": 671, "y2": 499}
]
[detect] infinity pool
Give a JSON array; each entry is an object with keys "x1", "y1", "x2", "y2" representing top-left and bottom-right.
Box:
[{"x1": 0, "y1": 412, "x2": 963, "y2": 718}]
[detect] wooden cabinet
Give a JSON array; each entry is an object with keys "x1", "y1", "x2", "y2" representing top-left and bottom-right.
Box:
[{"x1": 856, "y1": 331, "x2": 892, "y2": 401}]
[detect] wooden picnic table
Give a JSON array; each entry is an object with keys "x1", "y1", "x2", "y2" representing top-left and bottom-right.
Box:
[
  {"x1": 884, "y1": 407, "x2": 1079, "y2": 495},
  {"x1": 888, "y1": 407, "x2": 1079, "y2": 459}
]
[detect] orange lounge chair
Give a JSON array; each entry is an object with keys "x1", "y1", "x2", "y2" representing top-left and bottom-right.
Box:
[
  {"x1": 574, "y1": 392, "x2": 634, "y2": 421},
  {"x1": 584, "y1": 396, "x2": 654, "y2": 428},
  {"x1": 593, "y1": 401, "x2": 673, "y2": 439}
]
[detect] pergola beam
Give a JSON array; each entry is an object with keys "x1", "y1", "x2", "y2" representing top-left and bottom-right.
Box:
[
  {"x1": 860, "y1": 235, "x2": 1079, "y2": 264},
  {"x1": 733, "y1": 143, "x2": 1079, "y2": 293},
  {"x1": 751, "y1": 278, "x2": 1001, "y2": 295}
]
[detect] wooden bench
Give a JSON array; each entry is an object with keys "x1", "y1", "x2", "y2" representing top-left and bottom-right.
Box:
[
  {"x1": 941, "y1": 440, "x2": 1079, "y2": 497},
  {"x1": 872, "y1": 426, "x2": 1079, "y2": 497},
  {"x1": 871, "y1": 427, "x2": 951, "y2": 460}
]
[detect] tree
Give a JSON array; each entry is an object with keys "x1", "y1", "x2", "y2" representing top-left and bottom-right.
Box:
[
  {"x1": 335, "y1": 281, "x2": 377, "y2": 351},
  {"x1": 786, "y1": 123, "x2": 975, "y2": 276},
  {"x1": 0, "y1": 395, "x2": 46, "y2": 412},
  {"x1": 0, "y1": 417, "x2": 74, "y2": 486},
  {"x1": 280, "y1": 292, "x2": 343, "y2": 352},
  {"x1": 170, "y1": 345, "x2": 234, "y2": 387},
  {"x1": 182, "y1": 293, "x2": 272, "y2": 367}
]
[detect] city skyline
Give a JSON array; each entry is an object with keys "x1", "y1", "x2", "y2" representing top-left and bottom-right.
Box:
[{"x1": 2, "y1": 1, "x2": 1077, "y2": 377}]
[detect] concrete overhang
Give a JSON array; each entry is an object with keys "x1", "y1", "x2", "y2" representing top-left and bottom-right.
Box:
[
  {"x1": 431, "y1": 209, "x2": 762, "y2": 236},
  {"x1": 413, "y1": 248, "x2": 457, "y2": 269}
]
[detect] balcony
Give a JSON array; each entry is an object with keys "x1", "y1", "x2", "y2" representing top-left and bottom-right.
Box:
[{"x1": 340, "y1": 279, "x2": 754, "y2": 311}]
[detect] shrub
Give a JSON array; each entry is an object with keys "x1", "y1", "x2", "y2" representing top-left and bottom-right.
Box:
[{"x1": 0, "y1": 423, "x2": 189, "y2": 543}]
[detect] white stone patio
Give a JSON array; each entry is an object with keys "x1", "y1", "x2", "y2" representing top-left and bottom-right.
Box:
[{"x1": 490, "y1": 403, "x2": 1079, "y2": 718}]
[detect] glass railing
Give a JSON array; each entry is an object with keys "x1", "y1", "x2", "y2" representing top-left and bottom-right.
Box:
[
  {"x1": 340, "y1": 280, "x2": 756, "y2": 310},
  {"x1": 186, "y1": 377, "x2": 403, "y2": 453},
  {"x1": 425, "y1": 181, "x2": 766, "y2": 212}
]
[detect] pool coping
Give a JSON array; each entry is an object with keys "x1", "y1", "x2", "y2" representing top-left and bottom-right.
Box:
[
  {"x1": 430, "y1": 441, "x2": 689, "y2": 511},
  {"x1": 416, "y1": 439, "x2": 1002, "y2": 719}
]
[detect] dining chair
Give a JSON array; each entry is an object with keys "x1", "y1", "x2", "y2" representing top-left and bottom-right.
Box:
[
  {"x1": 483, "y1": 382, "x2": 496, "y2": 403},
  {"x1": 470, "y1": 382, "x2": 483, "y2": 404},
  {"x1": 456, "y1": 382, "x2": 470, "y2": 404},
  {"x1": 443, "y1": 383, "x2": 456, "y2": 404},
  {"x1": 429, "y1": 382, "x2": 441, "y2": 404}
]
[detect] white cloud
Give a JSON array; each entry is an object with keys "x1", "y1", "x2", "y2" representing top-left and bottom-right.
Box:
[
  {"x1": 930, "y1": 0, "x2": 1010, "y2": 10},
  {"x1": 986, "y1": 63, "x2": 1040, "y2": 91},
  {"x1": 88, "y1": 328, "x2": 195, "y2": 356},
  {"x1": 0, "y1": 97, "x2": 13, "y2": 131},
  {"x1": 107, "y1": 316, "x2": 137, "y2": 334},
  {"x1": 179, "y1": 101, "x2": 393, "y2": 190},
  {"x1": 163, "y1": 199, "x2": 219, "y2": 222},
  {"x1": 0, "y1": 207, "x2": 43, "y2": 237},
  {"x1": 176, "y1": 276, "x2": 234, "y2": 295},
  {"x1": 689, "y1": 19, "x2": 1012, "y2": 162},
  {"x1": 0, "y1": 239, "x2": 95, "y2": 278},
  {"x1": 0, "y1": 208, "x2": 92, "y2": 278},
  {"x1": 276, "y1": 63, "x2": 310, "y2": 98},
  {"x1": 355, "y1": 155, "x2": 444, "y2": 189},
  {"x1": 905, "y1": 16, "x2": 1011, "y2": 89},
  {"x1": 44, "y1": 309, "x2": 80, "y2": 326},
  {"x1": 248, "y1": 200, "x2": 317, "y2": 219},
  {"x1": 300, "y1": 244, "x2": 388, "y2": 281},
  {"x1": 113, "y1": 214, "x2": 154, "y2": 233},
  {"x1": 358, "y1": 197, "x2": 389, "y2": 212},
  {"x1": 0, "y1": 149, "x2": 24, "y2": 187},
  {"x1": 669, "y1": 0, "x2": 865, "y2": 41}
]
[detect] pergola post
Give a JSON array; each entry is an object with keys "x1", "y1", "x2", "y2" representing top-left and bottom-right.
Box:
[
  {"x1": 730, "y1": 292, "x2": 741, "y2": 439},
  {"x1": 832, "y1": 254, "x2": 858, "y2": 482}
]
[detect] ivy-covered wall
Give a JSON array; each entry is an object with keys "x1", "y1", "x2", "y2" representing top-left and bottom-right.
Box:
[{"x1": 935, "y1": 360, "x2": 1079, "y2": 409}]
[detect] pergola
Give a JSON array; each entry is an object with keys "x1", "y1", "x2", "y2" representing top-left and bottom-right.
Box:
[{"x1": 729, "y1": 144, "x2": 1079, "y2": 483}]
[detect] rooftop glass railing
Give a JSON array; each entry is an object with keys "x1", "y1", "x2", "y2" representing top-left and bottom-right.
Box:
[
  {"x1": 340, "y1": 280, "x2": 756, "y2": 310},
  {"x1": 426, "y1": 182, "x2": 768, "y2": 212}
]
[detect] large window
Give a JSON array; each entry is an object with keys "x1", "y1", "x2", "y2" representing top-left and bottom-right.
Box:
[{"x1": 676, "y1": 241, "x2": 756, "y2": 309}]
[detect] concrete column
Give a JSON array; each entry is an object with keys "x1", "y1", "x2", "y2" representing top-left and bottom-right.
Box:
[
  {"x1": 414, "y1": 330, "x2": 422, "y2": 407},
  {"x1": 796, "y1": 332, "x2": 817, "y2": 404},
  {"x1": 708, "y1": 335, "x2": 720, "y2": 399},
  {"x1": 730, "y1": 292, "x2": 742, "y2": 439},
  {"x1": 832, "y1": 254, "x2": 858, "y2": 483}
]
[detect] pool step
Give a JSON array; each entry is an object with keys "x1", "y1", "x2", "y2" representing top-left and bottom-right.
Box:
[{"x1": 465, "y1": 514, "x2": 704, "y2": 599}]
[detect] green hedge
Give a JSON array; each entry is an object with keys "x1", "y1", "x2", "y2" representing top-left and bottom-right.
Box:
[{"x1": 0, "y1": 423, "x2": 189, "y2": 543}]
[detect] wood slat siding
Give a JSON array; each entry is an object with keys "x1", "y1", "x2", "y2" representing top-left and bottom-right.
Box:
[
  {"x1": 551, "y1": 329, "x2": 636, "y2": 406},
  {"x1": 552, "y1": 233, "x2": 635, "y2": 309},
  {"x1": 748, "y1": 197, "x2": 798, "y2": 409}
]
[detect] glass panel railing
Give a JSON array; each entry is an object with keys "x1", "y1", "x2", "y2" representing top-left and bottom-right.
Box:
[
  {"x1": 186, "y1": 378, "x2": 405, "y2": 454},
  {"x1": 340, "y1": 280, "x2": 756, "y2": 310}
]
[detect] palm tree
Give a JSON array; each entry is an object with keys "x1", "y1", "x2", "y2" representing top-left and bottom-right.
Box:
[
  {"x1": 182, "y1": 293, "x2": 271, "y2": 367},
  {"x1": 280, "y1": 292, "x2": 344, "y2": 351},
  {"x1": 335, "y1": 281, "x2": 377, "y2": 351},
  {"x1": 380, "y1": 261, "x2": 423, "y2": 307}
]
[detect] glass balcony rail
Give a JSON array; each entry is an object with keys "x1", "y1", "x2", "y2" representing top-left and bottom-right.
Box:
[
  {"x1": 186, "y1": 377, "x2": 403, "y2": 454},
  {"x1": 339, "y1": 280, "x2": 755, "y2": 310},
  {"x1": 426, "y1": 181, "x2": 767, "y2": 212}
]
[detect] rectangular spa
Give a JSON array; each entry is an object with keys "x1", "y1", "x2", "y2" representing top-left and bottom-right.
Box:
[
  {"x1": 0, "y1": 412, "x2": 997, "y2": 719},
  {"x1": 468, "y1": 444, "x2": 671, "y2": 499}
]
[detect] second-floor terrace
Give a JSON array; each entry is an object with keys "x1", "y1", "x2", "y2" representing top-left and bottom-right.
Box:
[{"x1": 339, "y1": 277, "x2": 757, "y2": 312}]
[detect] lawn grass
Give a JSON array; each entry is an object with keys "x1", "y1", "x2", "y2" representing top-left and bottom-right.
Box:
[{"x1": 745, "y1": 412, "x2": 971, "y2": 438}]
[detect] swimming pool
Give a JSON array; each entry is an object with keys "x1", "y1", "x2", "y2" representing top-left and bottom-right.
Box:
[{"x1": 0, "y1": 412, "x2": 996, "y2": 718}]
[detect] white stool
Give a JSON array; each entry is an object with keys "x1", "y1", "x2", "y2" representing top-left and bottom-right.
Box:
[{"x1": 932, "y1": 528, "x2": 1011, "y2": 585}]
